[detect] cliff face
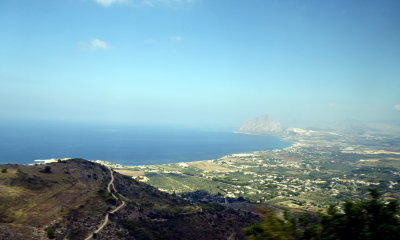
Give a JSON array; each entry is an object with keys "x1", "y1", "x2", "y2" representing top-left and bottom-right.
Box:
[
  {"x1": 236, "y1": 115, "x2": 285, "y2": 135},
  {"x1": 0, "y1": 159, "x2": 258, "y2": 240}
]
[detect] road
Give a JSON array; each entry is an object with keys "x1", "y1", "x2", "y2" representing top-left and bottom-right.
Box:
[{"x1": 84, "y1": 167, "x2": 126, "y2": 240}]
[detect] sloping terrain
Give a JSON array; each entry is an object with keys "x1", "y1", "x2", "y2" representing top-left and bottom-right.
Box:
[
  {"x1": 0, "y1": 160, "x2": 111, "y2": 239},
  {"x1": 0, "y1": 159, "x2": 258, "y2": 240}
]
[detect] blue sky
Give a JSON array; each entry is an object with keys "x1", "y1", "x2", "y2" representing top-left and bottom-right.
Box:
[{"x1": 1, "y1": 0, "x2": 399, "y2": 127}]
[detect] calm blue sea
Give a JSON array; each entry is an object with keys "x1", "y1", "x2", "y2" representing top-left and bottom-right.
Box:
[{"x1": 0, "y1": 121, "x2": 290, "y2": 165}]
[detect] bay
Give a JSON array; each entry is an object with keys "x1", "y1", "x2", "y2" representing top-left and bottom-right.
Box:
[{"x1": 0, "y1": 121, "x2": 291, "y2": 165}]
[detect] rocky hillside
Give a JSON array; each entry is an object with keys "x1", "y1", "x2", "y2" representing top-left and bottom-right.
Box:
[
  {"x1": 236, "y1": 115, "x2": 285, "y2": 135},
  {"x1": 0, "y1": 159, "x2": 258, "y2": 240}
]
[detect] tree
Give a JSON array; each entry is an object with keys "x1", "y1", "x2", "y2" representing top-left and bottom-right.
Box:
[
  {"x1": 244, "y1": 189, "x2": 399, "y2": 240},
  {"x1": 321, "y1": 189, "x2": 400, "y2": 240},
  {"x1": 245, "y1": 208, "x2": 292, "y2": 240}
]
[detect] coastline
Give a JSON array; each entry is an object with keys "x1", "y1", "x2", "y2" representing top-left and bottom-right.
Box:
[
  {"x1": 2, "y1": 128, "x2": 290, "y2": 166},
  {"x1": 6, "y1": 127, "x2": 400, "y2": 213},
  {"x1": 106, "y1": 128, "x2": 400, "y2": 212},
  {"x1": 97, "y1": 133, "x2": 295, "y2": 169}
]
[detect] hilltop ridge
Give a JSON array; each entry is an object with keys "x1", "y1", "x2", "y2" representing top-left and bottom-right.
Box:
[{"x1": 0, "y1": 159, "x2": 258, "y2": 240}]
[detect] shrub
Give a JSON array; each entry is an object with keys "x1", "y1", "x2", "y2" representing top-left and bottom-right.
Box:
[
  {"x1": 201, "y1": 203, "x2": 224, "y2": 213},
  {"x1": 41, "y1": 166, "x2": 52, "y2": 173},
  {"x1": 46, "y1": 228, "x2": 55, "y2": 239}
]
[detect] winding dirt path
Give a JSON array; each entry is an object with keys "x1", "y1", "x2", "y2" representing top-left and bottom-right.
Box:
[{"x1": 84, "y1": 167, "x2": 126, "y2": 240}]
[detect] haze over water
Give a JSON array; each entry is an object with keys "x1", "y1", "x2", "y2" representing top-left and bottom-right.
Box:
[
  {"x1": 1, "y1": 1, "x2": 399, "y2": 164},
  {"x1": 0, "y1": 122, "x2": 290, "y2": 165}
]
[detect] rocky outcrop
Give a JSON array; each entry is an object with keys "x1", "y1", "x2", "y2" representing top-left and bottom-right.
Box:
[{"x1": 236, "y1": 115, "x2": 285, "y2": 135}]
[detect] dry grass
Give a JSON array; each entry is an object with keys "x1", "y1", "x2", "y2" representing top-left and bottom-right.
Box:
[
  {"x1": 115, "y1": 169, "x2": 145, "y2": 177},
  {"x1": 0, "y1": 160, "x2": 108, "y2": 227}
]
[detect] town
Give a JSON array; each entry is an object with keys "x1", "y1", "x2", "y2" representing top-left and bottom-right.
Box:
[{"x1": 98, "y1": 127, "x2": 400, "y2": 213}]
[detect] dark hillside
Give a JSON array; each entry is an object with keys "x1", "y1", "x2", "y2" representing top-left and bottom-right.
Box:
[
  {"x1": 98, "y1": 173, "x2": 258, "y2": 240},
  {"x1": 0, "y1": 159, "x2": 259, "y2": 240}
]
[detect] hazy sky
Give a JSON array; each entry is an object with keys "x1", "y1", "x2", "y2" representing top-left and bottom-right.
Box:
[{"x1": 1, "y1": 0, "x2": 399, "y2": 127}]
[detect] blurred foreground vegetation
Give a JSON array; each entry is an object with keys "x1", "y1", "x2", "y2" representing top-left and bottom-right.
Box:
[{"x1": 245, "y1": 189, "x2": 400, "y2": 240}]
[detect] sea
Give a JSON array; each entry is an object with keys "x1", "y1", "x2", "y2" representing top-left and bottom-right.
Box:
[{"x1": 0, "y1": 121, "x2": 291, "y2": 165}]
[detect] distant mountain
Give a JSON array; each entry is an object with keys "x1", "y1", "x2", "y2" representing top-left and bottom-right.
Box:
[
  {"x1": 0, "y1": 159, "x2": 258, "y2": 240},
  {"x1": 236, "y1": 115, "x2": 285, "y2": 135},
  {"x1": 288, "y1": 119, "x2": 400, "y2": 136}
]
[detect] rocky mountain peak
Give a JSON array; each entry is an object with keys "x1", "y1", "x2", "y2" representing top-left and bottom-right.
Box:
[{"x1": 236, "y1": 115, "x2": 285, "y2": 135}]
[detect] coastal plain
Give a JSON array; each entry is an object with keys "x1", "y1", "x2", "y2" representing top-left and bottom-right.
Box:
[{"x1": 106, "y1": 123, "x2": 400, "y2": 213}]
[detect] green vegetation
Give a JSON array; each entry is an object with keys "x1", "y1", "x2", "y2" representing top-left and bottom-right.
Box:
[
  {"x1": 201, "y1": 203, "x2": 225, "y2": 213},
  {"x1": 96, "y1": 126, "x2": 400, "y2": 239},
  {"x1": 245, "y1": 190, "x2": 400, "y2": 240},
  {"x1": 245, "y1": 208, "x2": 292, "y2": 240},
  {"x1": 46, "y1": 228, "x2": 55, "y2": 239},
  {"x1": 321, "y1": 189, "x2": 400, "y2": 240},
  {"x1": 98, "y1": 189, "x2": 117, "y2": 205},
  {"x1": 1, "y1": 168, "x2": 7, "y2": 173},
  {"x1": 119, "y1": 219, "x2": 139, "y2": 235},
  {"x1": 130, "y1": 131, "x2": 400, "y2": 212},
  {"x1": 213, "y1": 176, "x2": 251, "y2": 186}
]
